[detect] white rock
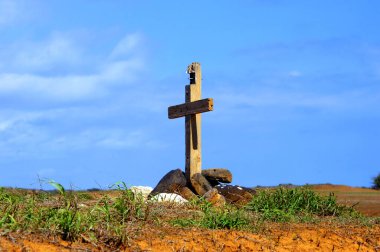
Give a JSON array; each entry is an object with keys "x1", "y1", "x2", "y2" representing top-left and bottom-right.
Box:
[
  {"x1": 150, "y1": 193, "x2": 188, "y2": 203},
  {"x1": 130, "y1": 186, "x2": 153, "y2": 199}
]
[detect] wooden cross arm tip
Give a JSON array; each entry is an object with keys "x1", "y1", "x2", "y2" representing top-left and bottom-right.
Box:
[{"x1": 168, "y1": 98, "x2": 213, "y2": 119}]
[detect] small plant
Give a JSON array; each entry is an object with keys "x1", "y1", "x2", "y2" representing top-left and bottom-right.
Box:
[
  {"x1": 48, "y1": 180, "x2": 65, "y2": 195},
  {"x1": 110, "y1": 181, "x2": 149, "y2": 222},
  {"x1": 45, "y1": 181, "x2": 83, "y2": 240},
  {"x1": 372, "y1": 173, "x2": 380, "y2": 189}
]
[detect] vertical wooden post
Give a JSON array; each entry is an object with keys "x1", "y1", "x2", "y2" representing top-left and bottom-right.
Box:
[{"x1": 185, "y1": 62, "x2": 202, "y2": 182}]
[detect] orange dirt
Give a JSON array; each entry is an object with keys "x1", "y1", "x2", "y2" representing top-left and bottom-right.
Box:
[
  {"x1": 1, "y1": 224, "x2": 379, "y2": 251},
  {"x1": 134, "y1": 224, "x2": 380, "y2": 252}
]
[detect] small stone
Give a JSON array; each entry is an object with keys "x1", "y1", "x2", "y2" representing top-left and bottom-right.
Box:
[
  {"x1": 190, "y1": 173, "x2": 212, "y2": 196},
  {"x1": 150, "y1": 193, "x2": 188, "y2": 204},
  {"x1": 215, "y1": 185, "x2": 256, "y2": 206},
  {"x1": 149, "y1": 169, "x2": 187, "y2": 197},
  {"x1": 204, "y1": 188, "x2": 225, "y2": 207},
  {"x1": 130, "y1": 186, "x2": 153, "y2": 200},
  {"x1": 202, "y1": 168, "x2": 232, "y2": 184}
]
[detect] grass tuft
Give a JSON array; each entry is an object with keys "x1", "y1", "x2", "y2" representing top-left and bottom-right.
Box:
[
  {"x1": 245, "y1": 186, "x2": 360, "y2": 221},
  {"x1": 171, "y1": 197, "x2": 256, "y2": 231}
]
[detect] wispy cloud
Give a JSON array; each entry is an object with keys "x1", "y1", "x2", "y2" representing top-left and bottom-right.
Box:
[
  {"x1": 287, "y1": 70, "x2": 302, "y2": 77},
  {"x1": 0, "y1": 31, "x2": 161, "y2": 158},
  {"x1": 214, "y1": 87, "x2": 380, "y2": 117},
  {"x1": 11, "y1": 32, "x2": 83, "y2": 72},
  {"x1": 0, "y1": 33, "x2": 145, "y2": 101},
  {"x1": 0, "y1": 0, "x2": 20, "y2": 26},
  {"x1": 110, "y1": 33, "x2": 144, "y2": 60},
  {"x1": 0, "y1": 116, "x2": 161, "y2": 158},
  {"x1": 0, "y1": 0, "x2": 36, "y2": 27}
]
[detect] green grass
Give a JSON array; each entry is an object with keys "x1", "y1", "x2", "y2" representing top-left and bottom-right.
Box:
[
  {"x1": 0, "y1": 182, "x2": 151, "y2": 244},
  {"x1": 245, "y1": 186, "x2": 360, "y2": 222},
  {"x1": 172, "y1": 198, "x2": 257, "y2": 231}
]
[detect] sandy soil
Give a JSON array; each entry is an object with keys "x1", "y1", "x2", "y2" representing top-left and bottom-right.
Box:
[
  {"x1": 311, "y1": 184, "x2": 380, "y2": 216},
  {"x1": 1, "y1": 224, "x2": 379, "y2": 251}
]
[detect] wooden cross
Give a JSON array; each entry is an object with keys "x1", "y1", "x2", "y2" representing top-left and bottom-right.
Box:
[{"x1": 168, "y1": 62, "x2": 214, "y2": 182}]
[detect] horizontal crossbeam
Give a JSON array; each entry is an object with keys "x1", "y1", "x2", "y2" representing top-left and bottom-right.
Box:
[{"x1": 168, "y1": 98, "x2": 213, "y2": 119}]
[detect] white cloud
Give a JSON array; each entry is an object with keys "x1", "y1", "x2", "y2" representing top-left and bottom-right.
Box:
[
  {"x1": 0, "y1": 104, "x2": 165, "y2": 158},
  {"x1": 12, "y1": 32, "x2": 83, "y2": 71},
  {"x1": 0, "y1": 121, "x2": 11, "y2": 132},
  {"x1": 96, "y1": 130, "x2": 146, "y2": 149},
  {"x1": 0, "y1": 0, "x2": 36, "y2": 27},
  {"x1": 0, "y1": 33, "x2": 145, "y2": 101},
  {"x1": 0, "y1": 0, "x2": 19, "y2": 26},
  {"x1": 216, "y1": 88, "x2": 380, "y2": 112},
  {"x1": 0, "y1": 118, "x2": 161, "y2": 158},
  {"x1": 288, "y1": 70, "x2": 302, "y2": 77},
  {"x1": 0, "y1": 73, "x2": 101, "y2": 100},
  {"x1": 102, "y1": 57, "x2": 144, "y2": 83},
  {"x1": 110, "y1": 33, "x2": 143, "y2": 60}
]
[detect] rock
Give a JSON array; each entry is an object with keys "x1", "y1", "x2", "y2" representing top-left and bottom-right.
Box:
[
  {"x1": 202, "y1": 168, "x2": 232, "y2": 184},
  {"x1": 178, "y1": 186, "x2": 197, "y2": 201},
  {"x1": 207, "y1": 180, "x2": 220, "y2": 187},
  {"x1": 150, "y1": 193, "x2": 188, "y2": 203},
  {"x1": 130, "y1": 186, "x2": 153, "y2": 200},
  {"x1": 190, "y1": 173, "x2": 212, "y2": 196},
  {"x1": 215, "y1": 185, "x2": 256, "y2": 206},
  {"x1": 150, "y1": 169, "x2": 187, "y2": 197},
  {"x1": 204, "y1": 188, "x2": 225, "y2": 207}
]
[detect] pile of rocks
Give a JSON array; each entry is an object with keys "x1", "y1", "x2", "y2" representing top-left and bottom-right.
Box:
[{"x1": 149, "y1": 168, "x2": 256, "y2": 206}]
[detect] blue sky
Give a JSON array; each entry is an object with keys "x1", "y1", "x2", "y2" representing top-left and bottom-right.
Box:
[{"x1": 1, "y1": 0, "x2": 379, "y2": 189}]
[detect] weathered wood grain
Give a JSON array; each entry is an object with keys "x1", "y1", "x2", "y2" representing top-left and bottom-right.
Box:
[
  {"x1": 168, "y1": 98, "x2": 213, "y2": 119},
  {"x1": 185, "y1": 62, "x2": 202, "y2": 181}
]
